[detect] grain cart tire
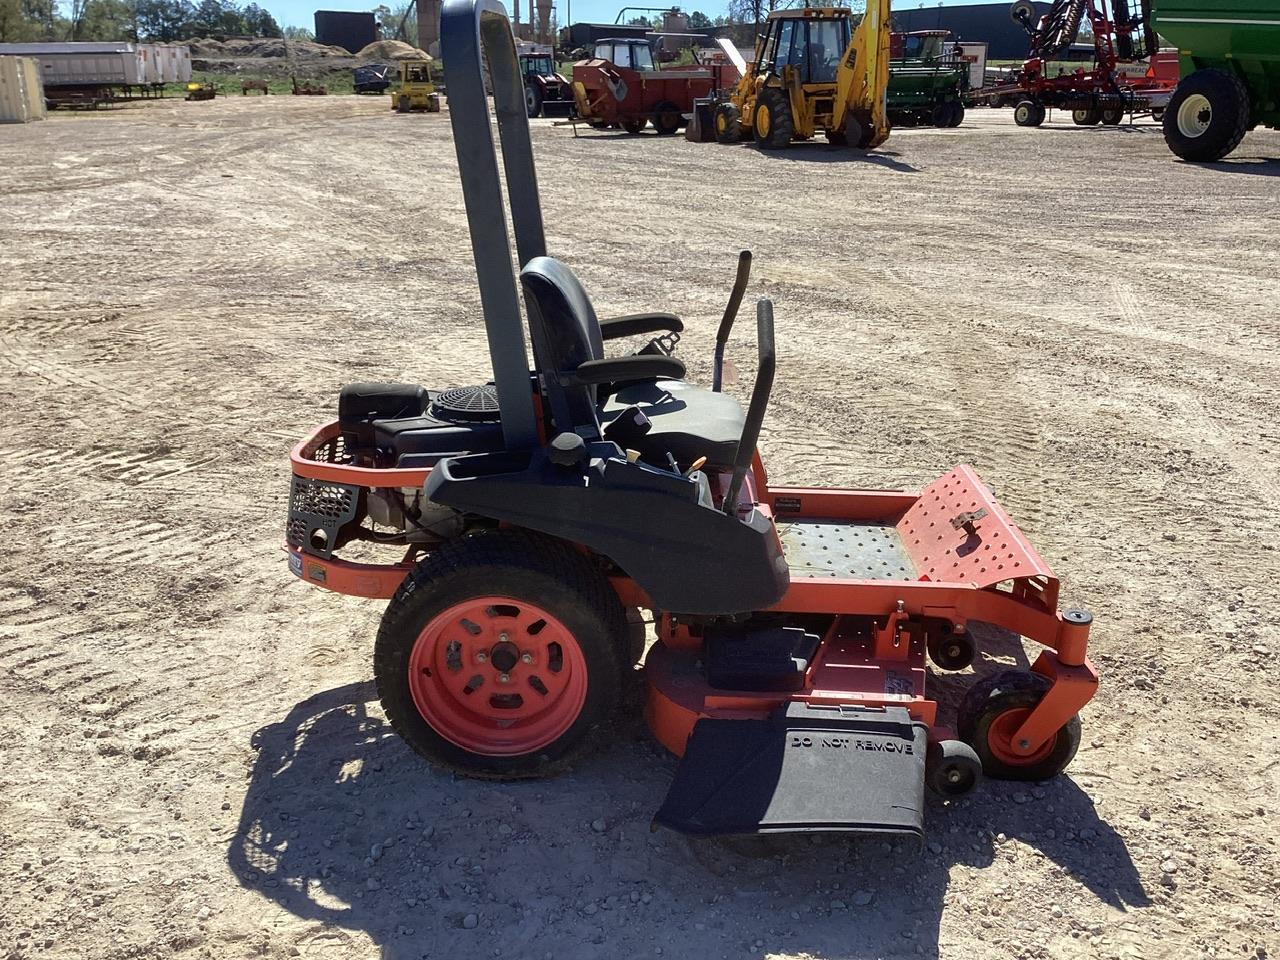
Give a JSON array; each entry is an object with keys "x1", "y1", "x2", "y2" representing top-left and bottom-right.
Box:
[
  {"x1": 931, "y1": 102, "x2": 952, "y2": 126},
  {"x1": 652, "y1": 100, "x2": 682, "y2": 135},
  {"x1": 525, "y1": 83, "x2": 543, "y2": 118},
  {"x1": 1100, "y1": 106, "x2": 1123, "y2": 125},
  {"x1": 947, "y1": 101, "x2": 965, "y2": 127},
  {"x1": 713, "y1": 102, "x2": 743, "y2": 143},
  {"x1": 753, "y1": 87, "x2": 794, "y2": 149},
  {"x1": 374, "y1": 529, "x2": 628, "y2": 779},
  {"x1": 1072, "y1": 107, "x2": 1100, "y2": 125},
  {"x1": 1163, "y1": 68, "x2": 1250, "y2": 162},
  {"x1": 1014, "y1": 99, "x2": 1044, "y2": 127},
  {"x1": 958, "y1": 670, "x2": 1082, "y2": 781},
  {"x1": 621, "y1": 117, "x2": 646, "y2": 134}
]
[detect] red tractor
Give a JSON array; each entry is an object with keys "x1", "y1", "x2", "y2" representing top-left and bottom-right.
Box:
[
  {"x1": 520, "y1": 52, "x2": 574, "y2": 118},
  {"x1": 571, "y1": 38, "x2": 736, "y2": 135}
]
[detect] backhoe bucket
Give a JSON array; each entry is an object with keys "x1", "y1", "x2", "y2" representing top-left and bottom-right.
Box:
[{"x1": 685, "y1": 98, "x2": 715, "y2": 141}]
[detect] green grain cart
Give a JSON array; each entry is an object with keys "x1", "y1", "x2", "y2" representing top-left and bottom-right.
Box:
[{"x1": 1154, "y1": 0, "x2": 1280, "y2": 160}]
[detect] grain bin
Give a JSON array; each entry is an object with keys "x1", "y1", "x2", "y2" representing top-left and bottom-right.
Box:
[{"x1": 0, "y1": 56, "x2": 47, "y2": 123}]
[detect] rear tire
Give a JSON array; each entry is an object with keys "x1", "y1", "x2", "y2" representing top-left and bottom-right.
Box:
[
  {"x1": 1163, "y1": 67, "x2": 1250, "y2": 162},
  {"x1": 374, "y1": 530, "x2": 628, "y2": 779},
  {"x1": 1072, "y1": 107, "x2": 1100, "y2": 125},
  {"x1": 930, "y1": 101, "x2": 951, "y2": 127},
  {"x1": 958, "y1": 670, "x2": 1082, "y2": 781},
  {"x1": 752, "y1": 87, "x2": 793, "y2": 149},
  {"x1": 652, "y1": 100, "x2": 682, "y2": 135},
  {"x1": 1100, "y1": 106, "x2": 1123, "y2": 125},
  {"x1": 1014, "y1": 99, "x2": 1044, "y2": 127},
  {"x1": 713, "y1": 102, "x2": 742, "y2": 143},
  {"x1": 621, "y1": 117, "x2": 646, "y2": 134},
  {"x1": 947, "y1": 101, "x2": 965, "y2": 127}
]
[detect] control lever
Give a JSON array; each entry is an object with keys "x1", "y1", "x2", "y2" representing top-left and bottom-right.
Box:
[
  {"x1": 713, "y1": 250, "x2": 752, "y2": 393},
  {"x1": 723, "y1": 299, "x2": 776, "y2": 515}
]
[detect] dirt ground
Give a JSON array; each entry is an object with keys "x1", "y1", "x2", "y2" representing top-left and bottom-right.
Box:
[{"x1": 2, "y1": 95, "x2": 1278, "y2": 960}]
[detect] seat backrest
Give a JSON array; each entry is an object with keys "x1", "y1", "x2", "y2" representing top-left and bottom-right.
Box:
[{"x1": 520, "y1": 256, "x2": 605, "y2": 437}]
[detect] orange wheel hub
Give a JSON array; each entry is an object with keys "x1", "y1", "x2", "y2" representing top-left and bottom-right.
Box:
[
  {"x1": 986, "y1": 706, "x2": 1054, "y2": 766},
  {"x1": 408, "y1": 597, "x2": 587, "y2": 756}
]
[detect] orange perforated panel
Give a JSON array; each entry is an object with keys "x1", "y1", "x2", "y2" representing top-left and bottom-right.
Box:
[{"x1": 896, "y1": 465, "x2": 1055, "y2": 589}]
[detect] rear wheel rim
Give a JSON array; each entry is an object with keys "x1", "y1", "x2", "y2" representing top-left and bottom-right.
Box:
[
  {"x1": 987, "y1": 706, "x2": 1055, "y2": 766},
  {"x1": 408, "y1": 597, "x2": 588, "y2": 756},
  {"x1": 1177, "y1": 93, "x2": 1212, "y2": 138}
]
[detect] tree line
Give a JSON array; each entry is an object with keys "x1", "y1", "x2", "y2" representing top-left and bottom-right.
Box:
[{"x1": 0, "y1": 0, "x2": 283, "y2": 43}]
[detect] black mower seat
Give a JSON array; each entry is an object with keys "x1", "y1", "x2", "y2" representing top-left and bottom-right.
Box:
[
  {"x1": 601, "y1": 380, "x2": 745, "y2": 467},
  {"x1": 521, "y1": 256, "x2": 746, "y2": 467}
]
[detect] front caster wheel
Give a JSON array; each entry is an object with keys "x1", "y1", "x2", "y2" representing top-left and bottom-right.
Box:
[
  {"x1": 926, "y1": 739, "x2": 982, "y2": 797},
  {"x1": 374, "y1": 530, "x2": 627, "y2": 779},
  {"x1": 927, "y1": 626, "x2": 974, "y2": 671},
  {"x1": 958, "y1": 670, "x2": 1082, "y2": 781}
]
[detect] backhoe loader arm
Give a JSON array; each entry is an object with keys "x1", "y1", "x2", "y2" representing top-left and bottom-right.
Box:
[{"x1": 834, "y1": 0, "x2": 892, "y2": 148}]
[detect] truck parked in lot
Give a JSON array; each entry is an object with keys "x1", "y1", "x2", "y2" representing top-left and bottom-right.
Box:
[{"x1": 1153, "y1": 0, "x2": 1280, "y2": 160}]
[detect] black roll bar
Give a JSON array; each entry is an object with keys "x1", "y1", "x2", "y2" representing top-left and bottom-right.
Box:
[{"x1": 441, "y1": 0, "x2": 543, "y2": 450}]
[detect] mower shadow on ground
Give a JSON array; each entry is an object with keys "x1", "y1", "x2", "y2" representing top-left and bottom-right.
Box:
[{"x1": 229, "y1": 680, "x2": 1148, "y2": 959}]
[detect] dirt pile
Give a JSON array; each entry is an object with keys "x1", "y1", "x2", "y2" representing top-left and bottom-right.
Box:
[
  {"x1": 188, "y1": 37, "x2": 351, "y2": 60},
  {"x1": 355, "y1": 39, "x2": 430, "y2": 60}
]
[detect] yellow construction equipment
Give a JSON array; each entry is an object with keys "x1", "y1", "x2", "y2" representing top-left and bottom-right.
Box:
[
  {"x1": 711, "y1": 3, "x2": 891, "y2": 149},
  {"x1": 391, "y1": 59, "x2": 441, "y2": 113}
]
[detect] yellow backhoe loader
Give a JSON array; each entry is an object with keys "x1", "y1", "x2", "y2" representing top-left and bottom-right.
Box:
[{"x1": 712, "y1": 3, "x2": 891, "y2": 149}]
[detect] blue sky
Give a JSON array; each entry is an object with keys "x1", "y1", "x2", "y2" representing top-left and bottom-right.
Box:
[{"x1": 263, "y1": 0, "x2": 995, "y2": 33}]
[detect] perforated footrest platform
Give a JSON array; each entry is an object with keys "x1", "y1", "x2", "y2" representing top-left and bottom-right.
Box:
[{"x1": 653, "y1": 703, "x2": 927, "y2": 839}]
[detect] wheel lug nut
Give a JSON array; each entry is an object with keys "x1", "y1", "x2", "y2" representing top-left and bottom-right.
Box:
[
  {"x1": 476, "y1": 652, "x2": 488, "y2": 663},
  {"x1": 498, "y1": 673, "x2": 511, "y2": 684},
  {"x1": 520, "y1": 653, "x2": 533, "y2": 664},
  {"x1": 499, "y1": 632, "x2": 510, "y2": 642}
]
